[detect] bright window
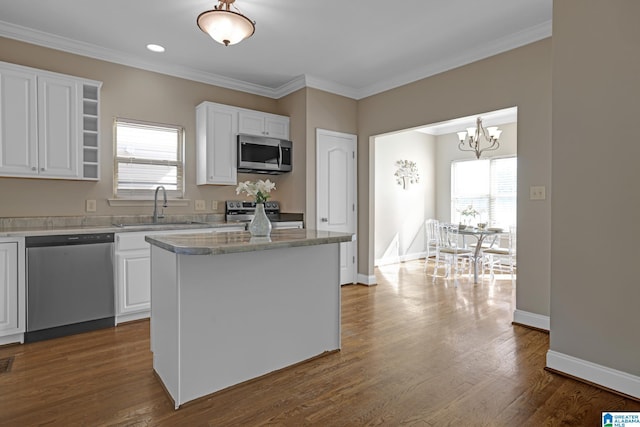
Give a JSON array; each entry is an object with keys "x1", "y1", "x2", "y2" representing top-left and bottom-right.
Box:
[
  {"x1": 451, "y1": 156, "x2": 517, "y2": 228},
  {"x1": 114, "y1": 119, "x2": 184, "y2": 198}
]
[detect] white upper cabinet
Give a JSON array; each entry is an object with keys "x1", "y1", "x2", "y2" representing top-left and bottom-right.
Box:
[
  {"x1": 196, "y1": 101, "x2": 291, "y2": 185},
  {"x1": 0, "y1": 61, "x2": 101, "y2": 180},
  {"x1": 238, "y1": 110, "x2": 289, "y2": 140},
  {"x1": 196, "y1": 102, "x2": 238, "y2": 185},
  {"x1": 36, "y1": 74, "x2": 80, "y2": 178},
  {"x1": 0, "y1": 66, "x2": 38, "y2": 176}
]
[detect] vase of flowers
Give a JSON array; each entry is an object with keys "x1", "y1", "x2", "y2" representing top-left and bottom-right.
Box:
[
  {"x1": 460, "y1": 205, "x2": 480, "y2": 226},
  {"x1": 236, "y1": 179, "x2": 276, "y2": 237}
]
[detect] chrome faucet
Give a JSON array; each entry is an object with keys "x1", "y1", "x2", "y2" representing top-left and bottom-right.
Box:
[{"x1": 153, "y1": 185, "x2": 167, "y2": 223}]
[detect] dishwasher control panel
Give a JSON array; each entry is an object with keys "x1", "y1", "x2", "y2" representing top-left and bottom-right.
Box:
[{"x1": 25, "y1": 233, "x2": 115, "y2": 247}]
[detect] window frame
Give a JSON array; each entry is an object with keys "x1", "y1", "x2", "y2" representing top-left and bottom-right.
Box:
[
  {"x1": 450, "y1": 155, "x2": 517, "y2": 228},
  {"x1": 113, "y1": 117, "x2": 185, "y2": 199}
]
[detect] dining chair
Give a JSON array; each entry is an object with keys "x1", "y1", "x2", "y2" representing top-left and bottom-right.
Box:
[
  {"x1": 423, "y1": 219, "x2": 440, "y2": 272},
  {"x1": 432, "y1": 224, "x2": 472, "y2": 283},
  {"x1": 483, "y1": 225, "x2": 517, "y2": 281}
]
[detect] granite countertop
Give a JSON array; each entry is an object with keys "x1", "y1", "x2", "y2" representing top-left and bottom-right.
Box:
[
  {"x1": 0, "y1": 215, "x2": 242, "y2": 237},
  {"x1": 145, "y1": 228, "x2": 353, "y2": 256}
]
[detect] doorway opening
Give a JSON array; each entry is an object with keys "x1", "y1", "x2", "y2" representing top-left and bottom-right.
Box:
[{"x1": 372, "y1": 107, "x2": 518, "y2": 278}]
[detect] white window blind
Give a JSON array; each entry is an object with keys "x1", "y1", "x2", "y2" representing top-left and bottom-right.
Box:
[
  {"x1": 114, "y1": 119, "x2": 184, "y2": 198},
  {"x1": 451, "y1": 156, "x2": 517, "y2": 228}
]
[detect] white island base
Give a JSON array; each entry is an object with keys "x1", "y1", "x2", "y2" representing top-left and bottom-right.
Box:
[{"x1": 149, "y1": 237, "x2": 342, "y2": 409}]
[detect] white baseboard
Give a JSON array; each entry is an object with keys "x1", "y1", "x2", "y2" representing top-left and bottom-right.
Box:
[
  {"x1": 546, "y1": 350, "x2": 640, "y2": 399},
  {"x1": 513, "y1": 309, "x2": 549, "y2": 331},
  {"x1": 375, "y1": 251, "x2": 426, "y2": 267},
  {"x1": 357, "y1": 273, "x2": 377, "y2": 286},
  {"x1": 0, "y1": 332, "x2": 24, "y2": 346},
  {"x1": 116, "y1": 311, "x2": 150, "y2": 325}
]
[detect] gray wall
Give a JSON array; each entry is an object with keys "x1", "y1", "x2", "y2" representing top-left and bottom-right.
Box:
[{"x1": 550, "y1": 0, "x2": 640, "y2": 377}]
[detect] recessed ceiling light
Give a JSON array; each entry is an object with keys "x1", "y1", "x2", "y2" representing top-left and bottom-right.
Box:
[{"x1": 146, "y1": 44, "x2": 165, "y2": 53}]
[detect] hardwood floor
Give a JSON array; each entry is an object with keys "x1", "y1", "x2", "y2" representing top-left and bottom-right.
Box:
[{"x1": 1, "y1": 260, "x2": 638, "y2": 426}]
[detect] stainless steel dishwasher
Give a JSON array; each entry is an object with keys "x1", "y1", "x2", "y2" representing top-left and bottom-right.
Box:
[{"x1": 25, "y1": 232, "x2": 115, "y2": 343}]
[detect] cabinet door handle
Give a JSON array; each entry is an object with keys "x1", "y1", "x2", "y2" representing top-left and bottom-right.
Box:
[
  {"x1": 32, "y1": 167, "x2": 37, "y2": 171},
  {"x1": 40, "y1": 167, "x2": 45, "y2": 171},
  {"x1": 321, "y1": 217, "x2": 328, "y2": 222}
]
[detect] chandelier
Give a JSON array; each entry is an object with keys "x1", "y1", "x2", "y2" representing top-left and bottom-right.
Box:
[
  {"x1": 197, "y1": 0, "x2": 256, "y2": 47},
  {"x1": 457, "y1": 117, "x2": 502, "y2": 159}
]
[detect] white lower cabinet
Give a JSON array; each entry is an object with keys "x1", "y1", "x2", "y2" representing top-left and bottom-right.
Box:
[
  {"x1": 115, "y1": 246, "x2": 151, "y2": 319},
  {"x1": 0, "y1": 239, "x2": 25, "y2": 345},
  {"x1": 115, "y1": 227, "x2": 244, "y2": 323}
]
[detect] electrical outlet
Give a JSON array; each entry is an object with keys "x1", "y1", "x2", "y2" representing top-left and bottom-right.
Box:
[
  {"x1": 195, "y1": 200, "x2": 206, "y2": 211},
  {"x1": 211, "y1": 200, "x2": 218, "y2": 211},
  {"x1": 85, "y1": 199, "x2": 97, "y2": 212},
  {"x1": 529, "y1": 186, "x2": 546, "y2": 200}
]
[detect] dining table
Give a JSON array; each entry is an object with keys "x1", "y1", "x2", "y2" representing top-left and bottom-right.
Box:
[{"x1": 458, "y1": 226, "x2": 504, "y2": 283}]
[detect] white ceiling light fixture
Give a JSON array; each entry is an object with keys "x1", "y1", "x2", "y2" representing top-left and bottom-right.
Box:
[
  {"x1": 197, "y1": 0, "x2": 256, "y2": 47},
  {"x1": 457, "y1": 117, "x2": 502, "y2": 159}
]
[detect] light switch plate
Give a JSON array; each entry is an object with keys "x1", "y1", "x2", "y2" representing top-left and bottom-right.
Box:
[
  {"x1": 530, "y1": 186, "x2": 546, "y2": 200},
  {"x1": 85, "y1": 199, "x2": 97, "y2": 212},
  {"x1": 195, "y1": 200, "x2": 206, "y2": 211}
]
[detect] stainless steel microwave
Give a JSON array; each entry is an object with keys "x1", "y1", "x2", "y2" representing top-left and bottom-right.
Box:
[{"x1": 237, "y1": 134, "x2": 292, "y2": 174}]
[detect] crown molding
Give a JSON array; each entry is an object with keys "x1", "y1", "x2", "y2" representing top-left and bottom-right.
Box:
[
  {"x1": 0, "y1": 19, "x2": 552, "y2": 101},
  {"x1": 0, "y1": 20, "x2": 279, "y2": 99},
  {"x1": 271, "y1": 74, "x2": 362, "y2": 100},
  {"x1": 271, "y1": 75, "x2": 307, "y2": 98},
  {"x1": 355, "y1": 20, "x2": 552, "y2": 100},
  {"x1": 301, "y1": 75, "x2": 362, "y2": 100},
  {"x1": 416, "y1": 106, "x2": 518, "y2": 135}
]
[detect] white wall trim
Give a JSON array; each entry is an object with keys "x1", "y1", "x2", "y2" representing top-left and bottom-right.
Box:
[
  {"x1": 0, "y1": 19, "x2": 552, "y2": 101},
  {"x1": 272, "y1": 75, "x2": 307, "y2": 98},
  {"x1": 301, "y1": 74, "x2": 362, "y2": 100},
  {"x1": 357, "y1": 274, "x2": 377, "y2": 286},
  {"x1": 107, "y1": 199, "x2": 190, "y2": 208},
  {"x1": 0, "y1": 20, "x2": 279, "y2": 99},
  {"x1": 513, "y1": 309, "x2": 550, "y2": 331},
  {"x1": 116, "y1": 311, "x2": 150, "y2": 325},
  {"x1": 355, "y1": 20, "x2": 552, "y2": 100},
  {"x1": 546, "y1": 350, "x2": 640, "y2": 399},
  {"x1": 0, "y1": 333, "x2": 24, "y2": 346}
]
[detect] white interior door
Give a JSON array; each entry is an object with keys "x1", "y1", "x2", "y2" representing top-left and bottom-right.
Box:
[{"x1": 316, "y1": 129, "x2": 357, "y2": 285}]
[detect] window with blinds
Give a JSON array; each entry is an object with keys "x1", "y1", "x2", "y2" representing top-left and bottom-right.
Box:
[
  {"x1": 451, "y1": 156, "x2": 517, "y2": 228},
  {"x1": 114, "y1": 119, "x2": 184, "y2": 198}
]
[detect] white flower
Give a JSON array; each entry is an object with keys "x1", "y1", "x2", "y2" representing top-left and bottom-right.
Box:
[
  {"x1": 236, "y1": 179, "x2": 276, "y2": 203},
  {"x1": 460, "y1": 205, "x2": 480, "y2": 217}
]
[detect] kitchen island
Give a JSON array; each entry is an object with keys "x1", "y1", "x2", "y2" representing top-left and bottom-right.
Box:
[{"x1": 145, "y1": 229, "x2": 353, "y2": 409}]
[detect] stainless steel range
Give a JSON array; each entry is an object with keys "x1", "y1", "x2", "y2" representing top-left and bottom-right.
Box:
[{"x1": 225, "y1": 200, "x2": 304, "y2": 229}]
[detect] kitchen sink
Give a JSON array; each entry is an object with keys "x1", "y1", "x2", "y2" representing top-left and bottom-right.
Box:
[{"x1": 112, "y1": 221, "x2": 209, "y2": 228}]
